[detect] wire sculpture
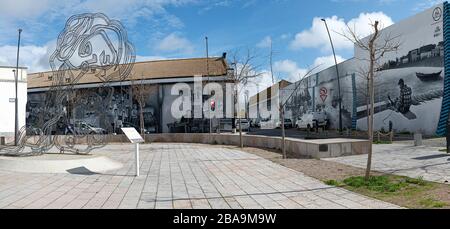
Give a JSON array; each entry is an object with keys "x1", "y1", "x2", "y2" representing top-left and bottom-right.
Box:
[{"x1": 0, "y1": 13, "x2": 135, "y2": 156}]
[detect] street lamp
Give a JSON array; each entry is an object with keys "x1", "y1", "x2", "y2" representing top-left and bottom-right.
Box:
[
  {"x1": 14, "y1": 29, "x2": 22, "y2": 146},
  {"x1": 321, "y1": 19, "x2": 343, "y2": 134}
]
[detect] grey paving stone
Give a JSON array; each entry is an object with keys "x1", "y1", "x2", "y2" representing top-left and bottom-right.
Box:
[{"x1": 0, "y1": 143, "x2": 399, "y2": 209}]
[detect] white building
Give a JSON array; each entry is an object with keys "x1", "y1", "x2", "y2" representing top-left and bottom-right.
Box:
[{"x1": 0, "y1": 66, "x2": 27, "y2": 141}]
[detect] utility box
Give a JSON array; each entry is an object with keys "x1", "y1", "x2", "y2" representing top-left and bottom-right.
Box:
[
  {"x1": 0, "y1": 136, "x2": 5, "y2": 145},
  {"x1": 414, "y1": 133, "x2": 423, "y2": 146}
]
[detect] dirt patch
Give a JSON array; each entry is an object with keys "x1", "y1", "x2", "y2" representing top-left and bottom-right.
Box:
[{"x1": 231, "y1": 146, "x2": 382, "y2": 181}]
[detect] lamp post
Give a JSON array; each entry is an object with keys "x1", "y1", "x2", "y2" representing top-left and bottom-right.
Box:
[
  {"x1": 205, "y1": 36, "x2": 212, "y2": 134},
  {"x1": 321, "y1": 19, "x2": 343, "y2": 134},
  {"x1": 15, "y1": 29, "x2": 22, "y2": 146}
]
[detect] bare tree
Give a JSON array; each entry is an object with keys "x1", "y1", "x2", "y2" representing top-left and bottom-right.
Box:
[
  {"x1": 131, "y1": 74, "x2": 157, "y2": 137},
  {"x1": 279, "y1": 66, "x2": 320, "y2": 158},
  {"x1": 269, "y1": 39, "x2": 276, "y2": 85},
  {"x1": 340, "y1": 21, "x2": 401, "y2": 180},
  {"x1": 229, "y1": 48, "x2": 264, "y2": 148}
]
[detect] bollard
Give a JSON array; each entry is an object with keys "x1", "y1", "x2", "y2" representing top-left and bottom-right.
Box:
[{"x1": 414, "y1": 133, "x2": 423, "y2": 146}]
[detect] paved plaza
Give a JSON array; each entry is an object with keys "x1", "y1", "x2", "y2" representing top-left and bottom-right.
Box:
[
  {"x1": 326, "y1": 143, "x2": 450, "y2": 184},
  {"x1": 0, "y1": 143, "x2": 399, "y2": 209}
]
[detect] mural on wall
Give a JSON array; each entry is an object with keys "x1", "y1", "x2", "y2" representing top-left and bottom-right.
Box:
[
  {"x1": 283, "y1": 59, "x2": 356, "y2": 130},
  {"x1": 354, "y1": 4, "x2": 444, "y2": 135},
  {"x1": 283, "y1": 4, "x2": 446, "y2": 135},
  {"x1": 27, "y1": 84, "x2": 161, "y2": 136}
]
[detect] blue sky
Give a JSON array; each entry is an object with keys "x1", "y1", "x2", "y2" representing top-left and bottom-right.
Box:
[{"x1": 0, "y1": 0, "x2": 444, "y2": 91}]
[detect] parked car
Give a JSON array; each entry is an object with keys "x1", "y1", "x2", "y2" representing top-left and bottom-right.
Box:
[
  {"x1": 282, "y1": 119, "x2": 294, "y2": 129},
  {"x1": 249, "y1": 119, "x2": 261, "y2": 128},
  {"x1": 122, "y1": 122, "x2": 157, "y2": 134},
  {"x1": 235, "y1": 119, "x2": 251, "y2": 131},
  {"x1": 296, "y1": 111, "x2": 328, "y2": 130},
  {"x1": 219, "y1": 119, "x2": 233, "y2": 132},
  {"x1": 67, "y1": 122, "x2": 107, "y2": 135},
  {"x1": 260, "y1": 119, "x2": 277, "y2": 129}
]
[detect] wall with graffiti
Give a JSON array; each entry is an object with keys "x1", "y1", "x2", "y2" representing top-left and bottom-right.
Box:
[
  {"x1": 27, "y1": 84, "x2": 161, "y2": 135},
  {"x1": 284, "y1": 4, "x2": 446, "y2": 135},
  {"x1": 283, "y1": 59, "x2": 357, "y2": 130}
]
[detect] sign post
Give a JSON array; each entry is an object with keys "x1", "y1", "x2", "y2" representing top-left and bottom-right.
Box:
[{"x1": 121, "y1": 128, "x2": 145, "y2": 177}]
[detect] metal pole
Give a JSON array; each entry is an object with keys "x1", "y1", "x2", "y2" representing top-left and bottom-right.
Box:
[
  {"x1": 206, "y1": 37, "x2": 212, "y2": 134},
  {"x1": 135, "y1": 143, "x2": 140, "y2": 177},
  {"x1": 321, "y1": 19, "x2": 342, "y2": 134},
  {"x1": 14, "y1": 29, "x2": 22, "y2": 146}
]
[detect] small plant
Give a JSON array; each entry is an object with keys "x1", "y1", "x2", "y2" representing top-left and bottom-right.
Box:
[
  {"x1": 405, "y1": 176, "x2": 427, "y2": 186},
  {"x1": 325, "y1": 180, "x2": 340, "y2": 186},
  {"x1": 419, "y1": 198, "x2": 446, "y2": 208}
]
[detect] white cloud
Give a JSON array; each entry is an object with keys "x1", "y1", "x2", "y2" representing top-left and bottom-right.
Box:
[
  {"x1": 245, "y1": 70, "x2": 275, "y2": 98},
  {"x1": 273, "y1": 55, "x2": 346, "y2": 83},
  {"x1": 0, "y1": 44, "x2": 50, "y2": 73},
  {"x1": 0, "y1": 0, "x2": 194, "y2": 45},
  {"x1": 274, "y1": 60, "x2": 308, "y2": 83},
  {"x1": 256, "y1": 36, "x2": 272, "y2": 48},
  {"x1": 155, "y1": 33, "x2": 195, "y2": 54},
  {"x1": 290, "y1": 12, "x2": 394, "y2": 52},
  {"x1": 136, "y1": 55, "x2": 167, "y2": 62},
  {"x1": 312, "y1": 55, "x2": 346, "y2": 73}
]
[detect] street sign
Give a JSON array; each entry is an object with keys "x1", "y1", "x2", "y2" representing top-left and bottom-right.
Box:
[
  {"x1": 9, "y1": 98, "x2": 16, "y2": 103},
  {"x1": 121, "y1": 127, "x2": 144, "y2": 177}
]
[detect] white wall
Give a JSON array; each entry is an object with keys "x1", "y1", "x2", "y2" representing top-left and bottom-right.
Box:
[{"x1": 0, "y1": 67, "x2": 27, "y2": 137}]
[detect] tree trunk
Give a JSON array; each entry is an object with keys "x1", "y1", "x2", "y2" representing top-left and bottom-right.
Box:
[{"x1": 365, "y1": 21, "x2": 379, "y2": 180}]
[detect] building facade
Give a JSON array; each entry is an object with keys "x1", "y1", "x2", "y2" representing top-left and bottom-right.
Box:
[
  {"x1": 27, "y1": 57, "x2": 234, "y2": 134},
  {"x1": 0, "y1": 66, "x2": 27, "y2": 141}
]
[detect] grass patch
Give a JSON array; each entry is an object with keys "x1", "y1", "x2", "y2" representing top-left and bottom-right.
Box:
[
  {"x1": 333, "y1": 175, "x2": 448, "y2": 209},
  {"x1": 419, "y1": 198, "x2": 446, "y2": 208},
  {"x1": 405, "y1": 176, "x2": 427, "y2": 186},
  {"x1": 439, "y1": 149, "x2": 448, "y2": 153},
  {"x1": 324, "y1": 180, "x2": 341, "y2": 186},
  {"x1": 343, "y1": 176, "x2": 407, "y2": 193}
]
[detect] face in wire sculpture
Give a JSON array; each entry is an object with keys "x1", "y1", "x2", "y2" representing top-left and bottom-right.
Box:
[{"x1": 0, "y1": 13, "x2": 135, "y2": 156}]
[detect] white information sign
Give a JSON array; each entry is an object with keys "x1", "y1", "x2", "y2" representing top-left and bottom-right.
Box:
[
  {"x1": 121, "y1": 128, "x2": 144, "y2": 143},
  {"x1": 121, "y1": 127, "x2": 144, "y2": 176}
]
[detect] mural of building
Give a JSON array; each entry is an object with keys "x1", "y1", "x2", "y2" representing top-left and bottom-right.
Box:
[
  {"x1": 0, "y1": 66, "x2": 27, "y2": 141},
  {"x1": 27, "y1": 57, "x2": 233, "y2": 134},
  {"x1": 281, "y1": 3, "x2": 448, "y2": 136}
]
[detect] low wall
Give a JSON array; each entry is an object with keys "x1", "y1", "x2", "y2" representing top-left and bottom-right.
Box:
[
  {"x1": 24, "y1": 134, "x2": 369, "y2": 159},
  {"x1": 126, "y1": 134, "x2": 368, "y2": 159}
]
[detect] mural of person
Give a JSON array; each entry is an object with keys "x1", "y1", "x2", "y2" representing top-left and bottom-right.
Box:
[{"x1": 388, "y1": 79, "x2": 413, "y2": 114}]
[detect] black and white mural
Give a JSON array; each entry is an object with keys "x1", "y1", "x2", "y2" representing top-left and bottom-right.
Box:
[
  {"x1": 283, "y1": 4, "x2": 445, "y2": 135},
  {"x1": 354, "y1": 4, "x2": 444, "y2": 135}
]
